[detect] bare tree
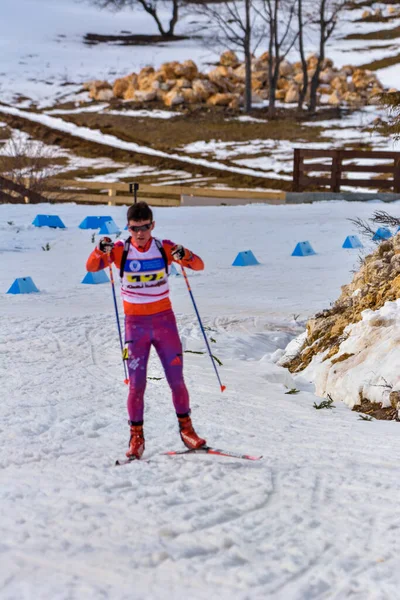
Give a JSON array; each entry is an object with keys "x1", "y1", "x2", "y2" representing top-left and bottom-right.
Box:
[
  {"x1": 193, "y1": 0, "x2": 264, "y2": 113},
  {"x1": 256, "y1": 0, "x2": 298, "y2": 118},
  {"x1": 91, "y1": 0, "x2": 180, "y2": 38},
  {"x1": 306, "y1": 0, "x2": 346, "y2": 113},
  {"x1": 0, "y1": 134, "x2": 67, "y2": 202}
]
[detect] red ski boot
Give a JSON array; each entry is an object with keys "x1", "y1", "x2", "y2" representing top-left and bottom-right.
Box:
[
  {"x1": 178, "y1": 415, "x2": 206, "y2": 450},
  {"x1": 126, "y1": 423, "x2": 145, "y2": 459}
]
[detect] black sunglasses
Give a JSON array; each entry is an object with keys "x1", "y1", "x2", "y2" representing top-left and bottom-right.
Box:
[{"x1": 128, "y1": 222, "x2": 152, "y2": 232}]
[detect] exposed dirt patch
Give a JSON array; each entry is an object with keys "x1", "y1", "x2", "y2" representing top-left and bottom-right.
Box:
[
  {"x1": 353, "y1": 398, "x2": 398, "y2": 420},
  {"x1": 359, "y1": 52, "x2": 400, "y2": 71},
  {"x1": 84, "y1": 33, "x2": 188, "y2": 46},
  {"x1": 345, "y1": 24, "x2": 400, "y2": 41}
]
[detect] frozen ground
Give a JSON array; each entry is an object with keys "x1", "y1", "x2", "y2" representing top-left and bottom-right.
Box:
[{"x1": 2, "y1": 200, "x2": 400, "y2": 599}]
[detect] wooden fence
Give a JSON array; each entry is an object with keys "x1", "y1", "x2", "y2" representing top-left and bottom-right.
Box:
[
  {"x1": 44, "y1": 179, "x2": 286, "y2": 206},
  {"x1": 293, "y1": 149, "x2": 400, "y2": 193}
]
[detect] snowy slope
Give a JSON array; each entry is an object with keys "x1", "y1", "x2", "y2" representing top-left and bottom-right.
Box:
[{"x1": 2, "y1": 200, "x2": 400, "y2": 599}]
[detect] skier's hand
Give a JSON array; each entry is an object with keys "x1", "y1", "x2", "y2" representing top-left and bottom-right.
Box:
[
  {"x1": 98, "y1": 237, "x2": 114, "y2": 254},
  {"x1": 171, "y1": 244, "x2": 187, "y2": 261}
]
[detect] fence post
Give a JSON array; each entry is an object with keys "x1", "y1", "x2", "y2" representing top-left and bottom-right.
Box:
[
  {"x1": 108, "y1": 187, "x2": 117, "y2": 206},
  {"x1": 394, "y1": 158, "x2": 400, "y2": 193},
  {"x1": 293, "y1": 149, "x2": 301, "y2": 192},
  {"x1": 331, "y1": 150, "x2": 342, "y2": 193}
]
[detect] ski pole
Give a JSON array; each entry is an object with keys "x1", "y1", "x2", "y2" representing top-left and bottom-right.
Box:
[
  {"x1": 179, "y1": 262, "x2": 226, "y2": 393},
  {"x1": 108, "y1": 262, "x2": 129, "y2": 385}
]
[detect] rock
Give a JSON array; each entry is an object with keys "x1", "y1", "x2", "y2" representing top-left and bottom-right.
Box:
[
  {"x1": 96, "y1": 88, "x2": 113, "y2": 101},
  {"x1": 137, "y1": 66, "x2": 155, "y2": 87},
  {"x1": 284, "y1": 84, "x2": 299, "y2": 103},
  {"x1": 220, "y1": 50, "x2": 240, "y2": 68},
  {"x1": 180, "y1": 88, "x2": 201, "y2": 104},
  {"x1": 390, "y1": 391, "x2": 400, "y2": 409},
  {"x1": 174, "y1": 60, "x2": 198, "y2": 80},
  {"x1": 192, "y1": 78, "x2": 218, "y2": 101},
  {"x1": 175, "y1": 78, "x2": 192, "y2": 89},
  {"x1": 163, "y1": 89, "x2": 185, "y2": 107},
  {"x1": 88, "y1": 80, "x2": 112, "y2": 100},
  {"x1": 113, "y1": 74, "x2": 137, "y2": 99},
  {"x1": 132, "y1": 90, "x2": 157, "y2": 102},
  {"x1": 207, "y1": 93, "x2": 236, "y2": 106},
  {"x1": 207, "y1": 69, "x2": 236, "y2": 92},
  {"x1": 342, "y1": 91, "x2": 362, "y2": 105},
  {"x1": 294, "y1": 72, "x2": 304, "y2": 85},
  {"x1": 228, "y1": 96, "x2": 241, "y2": 110},
  {"x1": 319, "y1": 68, "x2": 335, "y2": 84},
  {"x1": 233, "y1": 64, "x2": 246, "y2": 81},
  {"x1": 279, "y1": 60, "x2": 293, "y2": 77},
  {"x1": 159, "y1": 61, "x2": 180, "y2": 80},
  {"x1": 277, "y1": 78, "x2": 290, "y2": 91},
  {"x1": 328, "y1": 91, "x2": 341, "y2": 105}
]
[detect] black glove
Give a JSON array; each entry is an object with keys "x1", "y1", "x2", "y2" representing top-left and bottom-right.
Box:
[
  {"x1": 98, "y1": 237, "x2": 114, "y2": 253},
  {"x1": 171, "y1": 244, "x2": 186, "y2": 261}
]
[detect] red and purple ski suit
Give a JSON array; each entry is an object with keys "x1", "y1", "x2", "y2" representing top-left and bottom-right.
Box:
[{"x1": 86, "y1": 237, "x2": 204, "y2": 421}]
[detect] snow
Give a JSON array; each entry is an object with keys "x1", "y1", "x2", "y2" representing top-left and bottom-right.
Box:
[
  {"x1": 3, "y1": 200, "x2": 400, "y2": 598},
  {"x1": 303, "y1": 299, "x2": 400, "y2": 410}
]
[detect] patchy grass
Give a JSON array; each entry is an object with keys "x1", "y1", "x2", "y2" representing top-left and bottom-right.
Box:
[
  {"x1": 359, "y1": 52, "x2": 400, "y2": 71},
  {"x1": 345, "y1": 24, "x2": 400, "y2": 41}
]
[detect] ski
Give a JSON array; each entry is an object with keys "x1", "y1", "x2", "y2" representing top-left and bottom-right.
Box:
[
  {"x1": 164, "y1": 446, "x2": 262, "y2": 461},
  {"x1": 115, "y1": 446, "x2": 262, "y2": 465},
  {"x1": 115, "y1": 457, "x2": 150, "y2": 466}
]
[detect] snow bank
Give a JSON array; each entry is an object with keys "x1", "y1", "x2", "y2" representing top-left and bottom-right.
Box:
[{"x1": 304, "y1": 299, "x2": 400, "y2": 409}]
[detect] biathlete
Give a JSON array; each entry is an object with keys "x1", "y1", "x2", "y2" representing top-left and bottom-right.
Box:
[{"x1": 86, "y1": 201, "x2": 206, "y2": 459}]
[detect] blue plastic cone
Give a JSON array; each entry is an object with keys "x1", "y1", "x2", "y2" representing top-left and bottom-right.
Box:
[
  {"x1": 342, "y1": 235, "x2": 363, "y2": 249},
  {"x1": 98, "y1": 219, "x2": 120, "y2": 235},
  {"x1": 32, "y1": 214, "x2": 66, "y2": 228},
  {"x1": 232, "y1": 250, "x2": 260, "y2": 266},
  {"x1": 373, "y1": 227, "x2": 392, "y2": 241},
  {"x1": 291, "y1": 241, "x2": 316, "y2": 257},
  {"x1": 81, "y1": 271, "x2": 110, "y2": 284},
  {"x1": 7, "y1": 276, "x2": 40, "y2": 294}
]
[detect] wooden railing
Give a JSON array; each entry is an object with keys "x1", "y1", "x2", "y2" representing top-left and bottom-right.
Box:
[
  {"x1": 43, "y1": 179, "x2": 286, "y2": 206},
  {"x1": 293, "y1": 149, "x2": 400, "y2": 193}
]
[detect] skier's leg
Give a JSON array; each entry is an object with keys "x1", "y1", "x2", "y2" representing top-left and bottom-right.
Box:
[
  {"x1": 152, "y1": 310, "x2": 206, "y2": 449},
  {"x1": 152, "y1": 310, "x2": 190, "y2": 415},
  {"x1": 125, "y1": 315, "x2": 152, "y2": 423}
]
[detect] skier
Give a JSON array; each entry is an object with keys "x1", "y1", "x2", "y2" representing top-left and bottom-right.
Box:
[{"x1": 86, "y1": 201, "x2": 206, "y2": 459}]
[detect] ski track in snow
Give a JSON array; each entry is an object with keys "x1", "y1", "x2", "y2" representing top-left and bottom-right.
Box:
[{"x1": 2, "y1": 203, "x2": 400, "y2": 599}]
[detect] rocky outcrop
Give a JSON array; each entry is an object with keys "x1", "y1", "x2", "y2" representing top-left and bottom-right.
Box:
[
  {"x1": 282, "y1": 235, "x2": 400, "y2": 374},
  {"x1": 84, "y1": 51, "x2": 389, "y2": 109}
]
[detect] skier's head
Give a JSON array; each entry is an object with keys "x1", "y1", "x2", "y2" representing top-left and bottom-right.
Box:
[{"x1": 127, "y1": 201, "x2": 155, "y2": 247}]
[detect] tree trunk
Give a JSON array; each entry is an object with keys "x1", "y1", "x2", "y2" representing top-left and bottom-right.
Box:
[
  {"x1": 244, "y1": 0, "x2": 252, "y2": 113},
  {"x1": 297, "y1": 0, "x2": 308, "y2": 110},
  {"x1": 308, "y1": 0, "x2": 326, "y2": 113},
  {"x1": 166, "y1": 0, "x2": 179, "y2": 37}
]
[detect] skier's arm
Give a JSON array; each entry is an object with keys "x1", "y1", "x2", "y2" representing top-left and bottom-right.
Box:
[
  {"x1": 163, "y1": 240, "x2": 204, "y2": 271},
  {"x1": 86, "y1": 241, "x2": 124, "y2": 272}
]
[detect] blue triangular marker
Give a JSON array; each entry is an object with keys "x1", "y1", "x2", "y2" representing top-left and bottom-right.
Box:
[
  {"x1": 342, "y1": 235, "x2": 363, "y2": 249},
  {"x1": 7, "y1": 276, "x2": 40, "y2": 294},
  {"x1": 32, "y1": 214, "x2": 65, "y2": 228},
  {"x1": 81, "y1": 271, "x2": 110, "y2": 284},
  {"x1": 291, "y1": 241, "x2": 316, "y2": 257},
  {"x1": 79, "y1": 216, "x2": 113, "y2": 229},
  {"x1": 232, "y1": 250, "x2": 260, "y2": 266},
  {"x1": 373, "y1": 227, "x2": 392, "y2": 241},
  {"x1": 98, "y1": 219, "x2": 120, "y2": 235}
]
